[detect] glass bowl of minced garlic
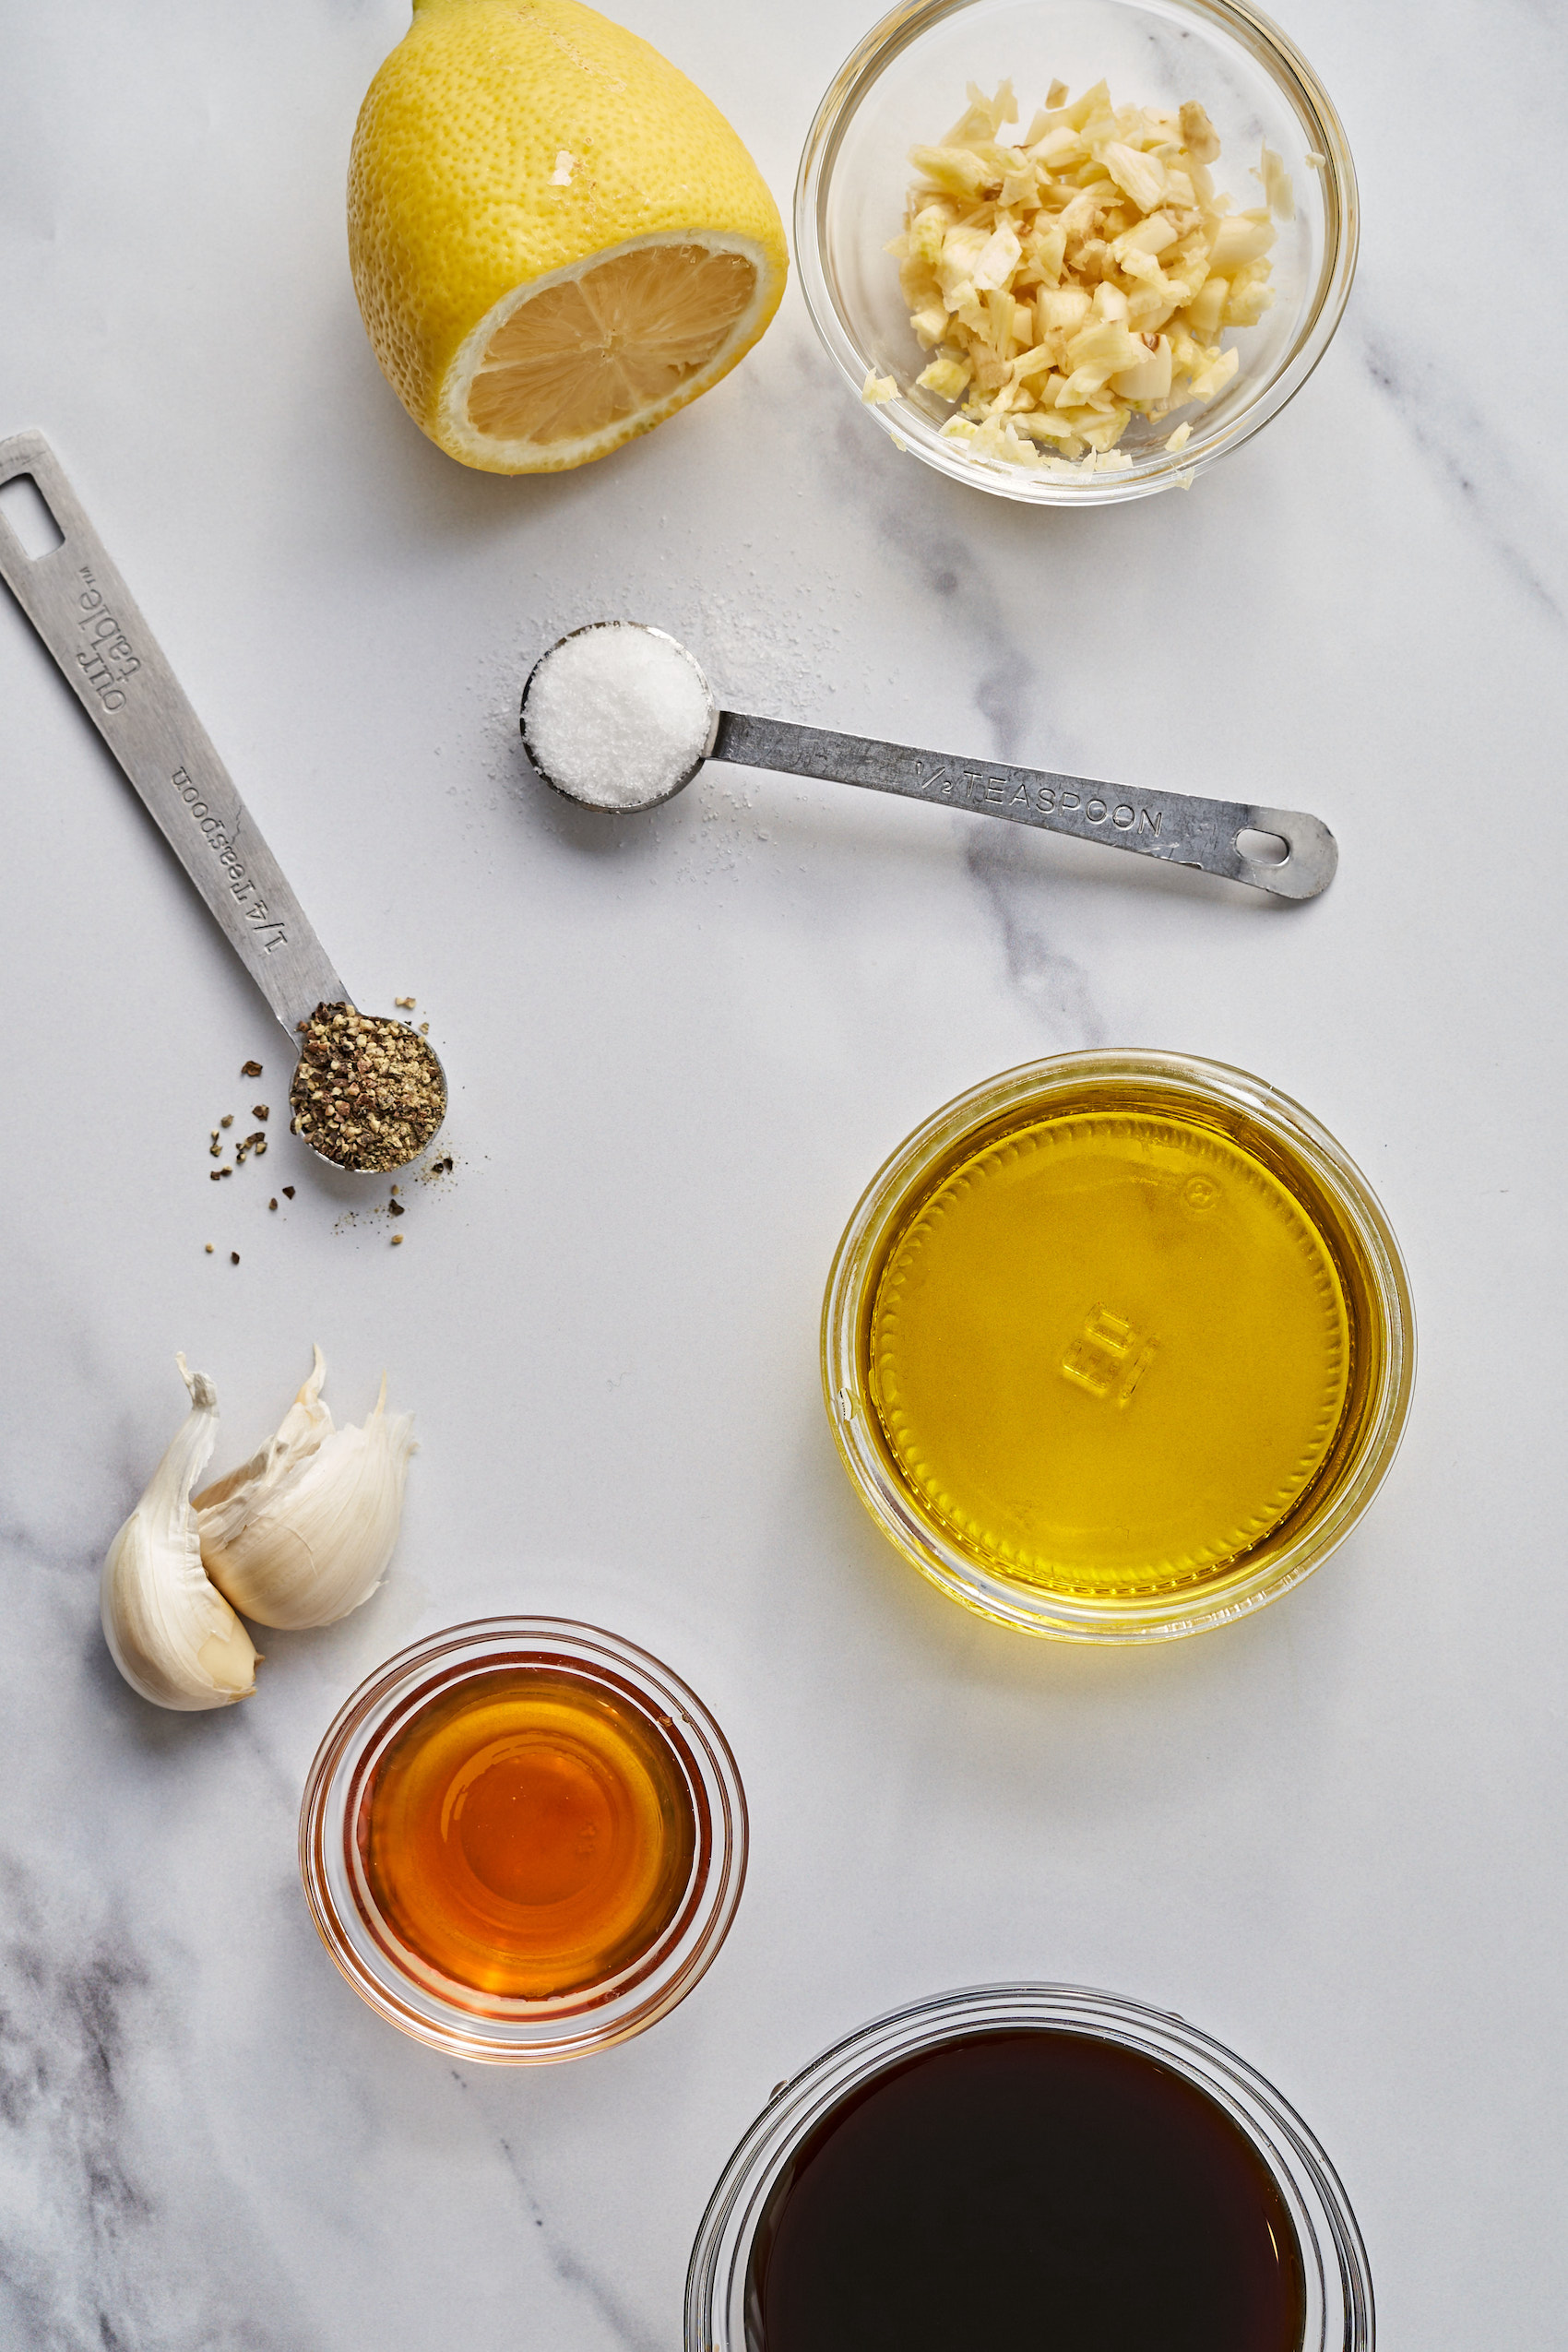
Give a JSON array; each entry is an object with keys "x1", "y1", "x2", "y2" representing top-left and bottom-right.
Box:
[{"x1": 795, "y1": 0, "x2": 1356, "y2": 504}]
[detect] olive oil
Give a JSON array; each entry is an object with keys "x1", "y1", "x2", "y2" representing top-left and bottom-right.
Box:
[
  {"x1": 360, "y1": 1666, "x2": 698, "y2": 2002},
  {"x1": 746, "y1": 2028, "x2": 1307, "y2": 2352},
  {"x1": 869, "y1": 1096, "x2": 1372, "y2": 1599}
]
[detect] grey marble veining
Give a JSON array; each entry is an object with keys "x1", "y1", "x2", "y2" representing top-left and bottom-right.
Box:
[{"x1": 2, "y1": 0, "x2": 1567, "y2": 2346}]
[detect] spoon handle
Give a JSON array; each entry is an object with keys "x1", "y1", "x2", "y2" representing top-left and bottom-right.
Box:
[
  {"x1": 0, "y1": 429, "x2": 348, "y2": 1031},
  {"x1": 711, "y1": 709, "x2": 1336, "y2": 902}
]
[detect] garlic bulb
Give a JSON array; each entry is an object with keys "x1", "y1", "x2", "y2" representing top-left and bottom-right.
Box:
[
  {"x1": 194, "y1": 1348, "x2": 416, "y2": 1629},
  {"x1": 101, "y1": 1357, "x2": 259, "y2": 1711}
]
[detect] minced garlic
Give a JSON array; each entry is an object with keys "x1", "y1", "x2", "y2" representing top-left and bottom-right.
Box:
[{"x1": 885, "y1": 78, "x2": 1289, "y2": 474}]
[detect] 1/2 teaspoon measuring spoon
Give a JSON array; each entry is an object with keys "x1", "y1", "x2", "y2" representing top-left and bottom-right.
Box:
[
  {"x1": 521, "y1": 622, "x2": 1336, "y2": 902},
  {"x1": 0, "y1": 431, "x2": 445, "y2": 1172}
]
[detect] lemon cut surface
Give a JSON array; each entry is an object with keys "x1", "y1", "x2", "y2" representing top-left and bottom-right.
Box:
[
  {"x1": 349, "y1": 0, "x2": 787, "y2": 473},
  {"x1": 460, "y1": 236, "x2": 765, "y2": 456}
]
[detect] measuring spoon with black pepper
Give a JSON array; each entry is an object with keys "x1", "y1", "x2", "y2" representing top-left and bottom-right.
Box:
[
  {"x1": 522, "y1": 621, "x2": 1336, "y2": 901},
  {"x1": 0, "y1": 430, "x2": 445, "y2": 1174}
]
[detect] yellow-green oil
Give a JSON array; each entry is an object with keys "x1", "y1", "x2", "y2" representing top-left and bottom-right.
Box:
[{"x1": 868, "y1": 1094, "x2": 1378, "y2": 1599}]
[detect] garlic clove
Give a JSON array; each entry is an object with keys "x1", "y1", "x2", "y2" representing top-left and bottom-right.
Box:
[
  {"x1": 196, "y1": 1357, "x2": 416, "y2": 1630},
  {"x1": 101, "y1": 1356, "x2": 259, "y2": 1711},
  {"x1": 192, "y1": 1342, "x2": 332, "y2": 1545}
]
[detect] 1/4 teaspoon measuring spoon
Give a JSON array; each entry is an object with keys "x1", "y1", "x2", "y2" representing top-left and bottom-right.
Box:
[
  {"x1": 0, "y1": 430, "x2": 445, "y2": 1172},
  {"x1": 521, "y1": 622, "x2": 1336, "y2": 902}
]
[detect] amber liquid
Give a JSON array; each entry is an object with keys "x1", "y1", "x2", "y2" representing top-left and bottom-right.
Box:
[
  {"x1": 360, "y1": 1666, "x2": 698, "y2": 2002},
  {"x1": 747, "y1": 2029, "x2": 1307, "y2": 2352},
  {"x1": 869, "y1": 1091, "x2": 1380, "y2": 1599}
]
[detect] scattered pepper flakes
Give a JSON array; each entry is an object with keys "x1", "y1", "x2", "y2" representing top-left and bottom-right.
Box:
[
  {"x1": 231, "y1": 1252, "x2": 241, "y2": 1265},
  {"x1": 419, "y1": 1022, "x2": 430, "y2": 1036},
  {"x1": 268, "y1": 1197, "x2": 278, "y2": 1211},
  {"x1": 241, "y1": 1059, "x2": 263, "y2": 1077},
  {"x1": 205, "y1": 1243, "x2": 214, "y2": 1254},
  {"x1": 388, "y1": 1198, "x2": 405, "y2": 1218},
  {"x1": 390, "y1": 1233, "x2": 405, "y2": 1246},
  {"x1": 255, "y1": 1138, "x2": 267, "y2": 1157},
  {"x1": 208, "y1": 1142, "x2": 222, "y2": 1158},
  {"x1": 395, "y1": 995, "x2": 416, "y2": 1009},
  {"x1": 253, "y1": 1104, "x2": 269, "y2": 1122},
  {"x1": 209, "y1": 1170, "x2": 221, "y2": 1182},
  {"x1": 219, "y1": 1167, "x2": 232, "y2": 1179},
  {"x1": 220, "y1": 1114, "x2": 234, "y2": 1130},
  {"x1": 282, "y1": 1185, "x2": 295, "y2": 1199}
]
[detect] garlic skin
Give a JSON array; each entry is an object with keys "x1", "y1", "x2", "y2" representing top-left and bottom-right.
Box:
[
  {"x1": 101, "y1": 1357, "x2": 259, "y2": 1711},
  {"x1": 195, "y1": 1348, "x2": 416, "y2": 1629}
]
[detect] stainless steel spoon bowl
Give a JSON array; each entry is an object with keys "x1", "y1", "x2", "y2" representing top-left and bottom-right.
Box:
[
  {"x1": 522, "y1": 621, "x2": 1336, "y2": 902},
  {"x1": 0, "y1": 431, "x2": 445, "y2": 1172}
]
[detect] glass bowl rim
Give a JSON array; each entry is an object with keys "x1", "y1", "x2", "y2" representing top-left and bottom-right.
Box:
[
  {"x1": 820, "y1": 1049, "x2": 1416, "y2": 1642},
  {"x1": 684, "y1": 1980, "x2": 1374, "y2": 2351},
  {"x1": 793, "y1": 0, "x2": 1360, "y2": 505},
  {"x1": 298, "y1": 1613, "x2": 748, "y2": 2064}
]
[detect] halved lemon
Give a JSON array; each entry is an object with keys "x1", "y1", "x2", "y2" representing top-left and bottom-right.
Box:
[{"x1": 349, "y1": 0, "x2": 788, "y2": 475}]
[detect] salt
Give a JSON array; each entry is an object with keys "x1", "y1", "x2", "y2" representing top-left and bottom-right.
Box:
[{"x1": 523, "y1": 624, "x2": 714, "y2": 810}]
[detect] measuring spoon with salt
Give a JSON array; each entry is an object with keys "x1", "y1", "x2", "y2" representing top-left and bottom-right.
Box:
[
  {"x1": 521, "y1": 621, "x2": 1336, "y2": 902},
  {"x1": 0, "y1": 431, "x2": 445, "y2": 1173}
]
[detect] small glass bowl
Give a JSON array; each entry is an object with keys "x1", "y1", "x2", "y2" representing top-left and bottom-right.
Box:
[
  {"x1": 686, "y1": 1983, "x2": 1373, "y2": 2350},
  {"x1": 795, "y1": 0, "x2": 1358, "y2": 505},
  {"x1": 822, "y1": 1051, "x2": 1415, "y2": 1643},
  {"x1": 299, "y1": 1617, "x2": 747, "y2": 2064}
]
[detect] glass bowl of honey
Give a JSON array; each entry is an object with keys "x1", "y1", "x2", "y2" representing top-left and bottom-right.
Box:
[
  {"x1": 686, "y1": 1983, "x2": 1373, "y2": 2351},
  {"x1": 823, "y1": 1051, "x2": 1414, "y2": 1642},
  {"x1": 299, "y1": 1618, "x2": 747, "y2": 2062}
]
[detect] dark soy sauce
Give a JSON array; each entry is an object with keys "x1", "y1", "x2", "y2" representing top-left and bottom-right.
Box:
[{"x1": 746, "y1": 2028, "x2": 1307, "y2": 2352}]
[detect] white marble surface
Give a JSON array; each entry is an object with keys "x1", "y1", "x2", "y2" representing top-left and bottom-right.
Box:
[{"x1": 2, "y1": 0, "x2": 1565, "y2": 2344}]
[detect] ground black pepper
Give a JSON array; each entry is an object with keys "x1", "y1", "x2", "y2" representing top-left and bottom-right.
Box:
[{"x1": 289, "y1": 1003, "x2": 445, "y2": 1174}]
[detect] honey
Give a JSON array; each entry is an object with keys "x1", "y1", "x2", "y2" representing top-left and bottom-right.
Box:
[
  {"x1": 359, "y1": 1666, "x2": 698, "y2": 2002},
  {"x1": 862, "y1": 1081, "x2": 1389, "y2": 1604}
]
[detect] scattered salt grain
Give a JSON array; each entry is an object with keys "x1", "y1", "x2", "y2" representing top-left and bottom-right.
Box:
[{"x1": 523, "y1": 624, "x2": 714, "y2": 811}]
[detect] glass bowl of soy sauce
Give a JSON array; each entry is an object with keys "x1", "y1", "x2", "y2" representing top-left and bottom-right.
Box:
[{"x1": 687, "y1": 1984, "x2": 1372, "y2": 2352}]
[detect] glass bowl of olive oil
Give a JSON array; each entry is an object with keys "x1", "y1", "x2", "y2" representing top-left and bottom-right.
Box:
[
  {"x1": 300, "y1": 1618, "x2": 747, "y2": 2061},
  {"x1": 823, "y1": 1051, "x2": 1414, "y2": 1642}
]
